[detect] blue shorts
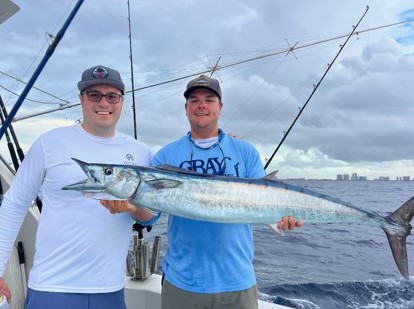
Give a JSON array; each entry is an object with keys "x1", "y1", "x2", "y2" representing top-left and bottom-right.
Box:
[{"x1": 24, "y1": 288, "x2": 126, "y2": 309}]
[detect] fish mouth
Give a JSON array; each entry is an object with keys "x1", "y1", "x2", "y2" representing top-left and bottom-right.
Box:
[
  {"x1": 70, "y1": 158, "x2": 98, "y2": 182},
  {"x1": 62, "y1": 179, "x2": 106, "y2": 192},
  {"x1": 62, "y1": 179, "x2": 122, "y2": 200},
  {"x1": 62, "y1": 158, "x2": 105, "y2": 193}
]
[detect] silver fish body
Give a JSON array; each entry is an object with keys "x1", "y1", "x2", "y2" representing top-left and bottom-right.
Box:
[
  {"x1": 63, "y1": 158, "x2": 414, "y2": 279},
  {"x1": 131, "y1": 167, "x2": 392, "y2": 228}
]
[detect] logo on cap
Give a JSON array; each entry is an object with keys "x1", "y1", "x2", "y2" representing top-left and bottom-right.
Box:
[
  {"x1": 193, "y1": 77, "x2": 210, "y2": 86},
  {"x1": 92, "y1": 66, "x2": 108, "y2": 79}
]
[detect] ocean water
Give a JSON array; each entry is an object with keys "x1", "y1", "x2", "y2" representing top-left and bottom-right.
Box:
[{"x1": 141, "y1": 180, "x2": 414, "y2": 309}]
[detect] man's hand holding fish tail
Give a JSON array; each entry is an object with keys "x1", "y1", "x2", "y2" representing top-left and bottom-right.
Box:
[{"x1": 278, "y1": 216, "x2": 304, "y2": 231}]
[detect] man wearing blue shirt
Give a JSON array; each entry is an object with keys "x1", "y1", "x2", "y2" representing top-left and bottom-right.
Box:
[{"x1": 151, "y1": 75, "x2": 303, "y2": 309}]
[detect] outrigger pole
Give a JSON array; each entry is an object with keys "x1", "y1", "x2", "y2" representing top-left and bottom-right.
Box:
[
  {"x1": 264, "y1": 6, "x2": 370, "y2": 170},
  {"x1": 11, "y1": 16, "x2": 414, "y2": 122},
  {"x1": 0, "y1": 0, "x2": 84, "y2": 140}
]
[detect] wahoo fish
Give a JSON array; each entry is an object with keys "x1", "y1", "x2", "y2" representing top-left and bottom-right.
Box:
[{"x1": 62, "y1": 158, "x2": 414, "y2": 279}]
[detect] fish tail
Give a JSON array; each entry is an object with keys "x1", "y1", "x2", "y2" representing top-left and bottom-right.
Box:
[{"x1": 383, "y1": 196, "x2": 414, "y2": 279}]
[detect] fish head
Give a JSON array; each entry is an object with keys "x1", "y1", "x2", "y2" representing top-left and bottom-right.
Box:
[{"x1": 62, "y1": 158, "x2": 141, "y2": 200}]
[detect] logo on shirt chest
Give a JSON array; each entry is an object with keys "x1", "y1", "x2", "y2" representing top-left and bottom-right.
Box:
[{"x1": 179, "y1": 156, "x2": 240, "y2": 177}]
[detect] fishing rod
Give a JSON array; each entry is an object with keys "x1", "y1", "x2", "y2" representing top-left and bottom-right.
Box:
[
  {"x1": 126, "y1": 0, "x2": 151, "y2": 237},
  {"x1": 11, "y1": 16, "x2": 413, "y2": 122},
  {"x1": 0, "y1": 0, "x2": 84, "y2": 140},
  {"x1": 0, "y1": 96, "x2": 19, "y2": 170},
  {"x1": 264, "y1": 5, "x2": 370, "y2": 170},
  {"x1": 127, "y1": 0, "x2": 138, "y2": 139},
  {"x1": 0, "y1": 96, "x2": 25, "y2": 163},
  {"x1": 0, "y1": 95, "x2": 44, "y2": 211}
]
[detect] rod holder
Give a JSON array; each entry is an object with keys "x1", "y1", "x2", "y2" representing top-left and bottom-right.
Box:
[{"x1": 127, "y1": 232, "x2": 161, "y2": 280}]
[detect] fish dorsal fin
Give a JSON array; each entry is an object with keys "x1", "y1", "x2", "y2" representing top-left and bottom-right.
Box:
[
  {"x1": 264, "y1": 170, "x2": 279, "y2": 181},
  {"x1": 155, "y1": 164, "x2": 183, "y2": 172}
]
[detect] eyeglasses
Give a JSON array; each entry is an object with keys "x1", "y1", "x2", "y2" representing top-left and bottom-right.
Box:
[{"x1": 82, "y1": 91, "x2": 123, "y2": 104}]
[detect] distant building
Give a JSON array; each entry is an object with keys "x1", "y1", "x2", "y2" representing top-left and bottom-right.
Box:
[
  {"x1": 378, "y1": 176, "x2": 390, "y2": 181},
  {"x1": 358, "y1": 176, "x2": 367, "y2": 181},
  {"x1": 336, "y1": 174, "x2": 343, "y2": 181},
  {"x1": 351, "y1": 173, "x2": 358, "y2": 181},
  {"x1": 343, "y1": 174, "x2": 350, "y2": 180},
  {"x1": 402, "y1": 176, "x2": 411, "y2": 181}
]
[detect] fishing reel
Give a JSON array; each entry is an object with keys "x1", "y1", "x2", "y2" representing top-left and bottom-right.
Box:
[{"x1": 132, "y1": 222, "x2": 152, "y2": 239}]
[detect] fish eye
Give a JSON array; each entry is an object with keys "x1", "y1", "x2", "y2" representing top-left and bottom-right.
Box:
[{"x1": 104, "y1": 168, "x2": 113, "y2": 176}]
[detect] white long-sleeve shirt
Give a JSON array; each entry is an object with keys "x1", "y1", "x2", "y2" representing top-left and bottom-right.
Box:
[{"x1": 0, "y1": 124, "x2": 153, "y2": 293}]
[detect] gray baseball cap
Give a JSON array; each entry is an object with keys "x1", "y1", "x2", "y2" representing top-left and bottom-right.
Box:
[
  {"x1": 183, "y1": 75, "x2": 222, "y2": 100},
  {"x1": 77, "y1": 65, "x2": 125, "y2": 94}
]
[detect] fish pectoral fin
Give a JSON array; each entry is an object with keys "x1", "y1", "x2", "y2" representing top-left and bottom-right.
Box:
[
  {"x1": 145, "y1": 178, "x2": 182, "y2": 190},
  {"x1": 268, "y1": 224, "x2": 285, "y2": 236}
]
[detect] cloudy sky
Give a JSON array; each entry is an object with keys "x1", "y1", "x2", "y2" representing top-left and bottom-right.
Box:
[{"x1": 0, "y1": 0, "x2": 413, "y2": 180}]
